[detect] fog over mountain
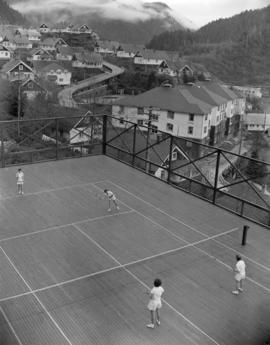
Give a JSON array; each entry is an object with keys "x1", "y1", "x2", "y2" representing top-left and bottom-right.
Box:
[{"x1": 7, "y1": 0, "x2": 195, "y2": 28}]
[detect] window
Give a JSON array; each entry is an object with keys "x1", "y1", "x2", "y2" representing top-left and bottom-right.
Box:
[
  {"x1": 151, "y1": 114, "x2": 159, "y2": 122},
  {"x1": 167, "y1": 111, "x2": 174, "y2": 119},
  {"x1": 120, "y1": 117, "x2": 124, "y2": 124},
  {"x1": 119, "y1": 105, "x2": 124, "y2": 114},
  {"x1": 28, "y1": 82, "x2": 33, "y2": 89},
  {"x1": 188, "y1": 126, "x2": 193, "y2": 135},
  {"x1": 19, "y1": 64, "x2": 23, "y2": 70},
  {"x1": 137, "y1": 119, "x2": 144, "y2": 126},
  {"x1": 151, "y1": 125, "x2": 158, "y2": 133},
  {"x1": 171, "y1": 151, "x2": 177, "y2": 161},
  {"x1": 186, "y1": 141, "x2": 192, "y2": 147},
  {"x1": 204, "y1": 126, "x2": 207, "y2": 133},
  {"x1": 138, "y1": 107, "x2": 144, "y2": 115},
  {"x1": 166, "y1": 123, "x2": 173, "y2": 131},
  {"x1": 204, "y1": 114, "x2": 208, "y2": 121},
  {"x1": 5, "y1": 52, "x2": 8, "y2": 56},
  {"x1": 189, "y1": 113, "x2": 194, "y2": 121},
  {"x1": 217, "y1": 115, "x2": 219, "y2": 122},
  {"x1": 59, "y1": 78, "x2": 63, "y2": 82}
]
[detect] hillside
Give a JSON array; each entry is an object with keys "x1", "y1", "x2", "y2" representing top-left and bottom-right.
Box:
[
  {"x1": 0, "y1": 0, "x2": 27, "y2": 25},
  {"x1": 7, "y1": 1, "x2": 186, "y2": 44},
  {"x1": 147, "y1": 5, "x2": 270, "y2": 85}
]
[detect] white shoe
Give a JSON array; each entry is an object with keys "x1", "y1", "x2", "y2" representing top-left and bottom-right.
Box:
[
  {"x1": 107, "y1": 208, "x2": 111, "y2": 212},
  {"x1": 156, "y1": 320, "x2": 160, "y2": 326},
  {"x1": 232, "y1": 290, "x2": 239, "y2": 295},
  {"x1": 146, "y1": 323, "x2": 154, "y2": 329},
  {"x1": 238, "y1": 288, "x2": 244, "y2": 292}
]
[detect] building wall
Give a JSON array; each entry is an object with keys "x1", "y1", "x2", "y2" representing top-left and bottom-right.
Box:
[
  {"x1": 112, "y1": 105, "x2": 209, "y2": 140},
  {"x1": 0, "y1": 50, "x2": 10, "y2": 59},
  {"x1": 134, "y1": 57, "x2": 163, "y2": 65}
]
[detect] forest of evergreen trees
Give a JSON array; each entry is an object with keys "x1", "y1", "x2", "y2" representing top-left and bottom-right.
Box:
[{"x1": 147, "y1": 5, "x2": 270, "y2": 85}]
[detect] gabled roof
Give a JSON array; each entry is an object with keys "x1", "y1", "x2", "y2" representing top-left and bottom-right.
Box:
[
  {"x1": 117, "y1": 43, "x2": 145, "y2": 54},
  {"x1": 56, "y1": 46, "x2": 74, "y2": 56},
  {"x1": 1, "y1": 59, "x2": 33, "y2": 73},
  {"x1": 21, "y1": 77, "x2": 48, "y2": 92},
  {"x1": 0, "y1": 44, "x2": 10, "y2": 51},
  {"x1": 74, "y1": 51, "x2": 102, "y2": 64},
  {"x1": 40, "y1": 24, "x2": 49, "y2": 28},
  {"x1": 40, "y1": 37, "x2": 68, "y2": 47},
  {"x1": 97, "y1": 40, "x2": 120, "y2": 51},
  {"x1": 135, "y1": 49, "x2": 178, "y2": 61},
  {"x1": 39, "y1": 62, "x2": 70, "y2": 73},
  {"x1": 30, "y1": 47, "x2": 53, "y2": 56},
  {"x1": 115, "y1": 86, "x2": 209, "y2": 115},
  {"x1": 197, "y1": 81, "x2": 238, "y2": 101},
  {"x1": 180, "y1": 84, "x2": 227, "y2": 107},
  {"x1": 33, "y1": 60, "x2": 72, "y2": 72}
]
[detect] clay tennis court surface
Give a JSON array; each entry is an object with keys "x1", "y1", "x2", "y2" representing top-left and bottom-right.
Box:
[{"x1": 0, "y1": 155, "x2": 269, "y2": 345}]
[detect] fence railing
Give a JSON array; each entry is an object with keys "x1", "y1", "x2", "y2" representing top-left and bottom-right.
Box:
[{"x1": 1, "y1": 114, "x2": 269, "y2": 227}]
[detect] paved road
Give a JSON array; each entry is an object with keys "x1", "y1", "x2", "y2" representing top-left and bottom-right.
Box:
[{"x1": 58, "y1": 61, "x2": 124, "y2": 108}]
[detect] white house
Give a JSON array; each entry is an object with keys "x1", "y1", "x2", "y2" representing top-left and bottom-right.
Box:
[
  {"x1": 69, "y1": 111, "x2": 102, "y2": 151},
  {"x1": 244, "y1": 113, "x2": 270, "y2": 132},
  {"x1": 1, "y1": 59, "x2": 34, "y2": 81},
  {"x1": 232, "y1": 85, "x2": 262, "y2": 99},
  {"x1": 116, "y1": 43, "x2": 144, "y2": 58},
  {"x1": 94, "y1": 40, "x2": 119, "y2": 55},
  {"x1": 0, "y1": 45, "x2": 11, "y2": 60},
  {"x1": 29, "y1": 47, "x2": 54, "y2": 61},
  {"x1": 39, "y1": 37, "x2": 68, "y2": 51},
  {"x1": 134, "y1": 49, "x2": 168, "y2": 66},
  {"x1": 39, "y1": 24, "x2": 50, "y2": 34},
  {"x1": 112, "y1": 82, "x2": 244, "y2": 147},
  {"x1": 37, "y1": 62, "x2": 71, "y2": 86}
]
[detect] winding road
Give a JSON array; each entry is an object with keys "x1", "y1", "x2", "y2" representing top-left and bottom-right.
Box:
[{"x1": 58, "y1": 61, "x2": 124, "y2": 108}]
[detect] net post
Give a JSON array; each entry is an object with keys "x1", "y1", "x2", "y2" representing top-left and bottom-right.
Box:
[
  {"x1": 132, "y1": 124, "x2": 137, "y2": 166},
  {"x1": 212, "y1": 149, "x2": 221, "y2": 204},
  {"x1": 1, "y1": 125, "x2": 5, "y2": 168},
  {"x1": 167, "y1": 134, "x2": 173, "y2": 184},
  {"x1": 241, "y1": 225, "x2": 249, "y2": 245},
  {"x1": 102, "y1": 114, "x2": 107, "y2": 155}
]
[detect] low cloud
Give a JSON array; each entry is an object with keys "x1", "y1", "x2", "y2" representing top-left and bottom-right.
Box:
[{"x1": 11, "y1": 0, "x2": 172, "y2": 22}]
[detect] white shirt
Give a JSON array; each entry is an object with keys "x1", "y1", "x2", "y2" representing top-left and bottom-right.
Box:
[
  {"x1": 106, "y1": 190, "x2": 115, "y2": 200},
  {"x1": 16, "y1": 171, "x2": 24, "y2": 182},
  {"x1": 150, "y1": 286, "x2": 164, "y2": 302},
  {"x1": 236, "y1": 260, "x2": 246, "y2": 276}
]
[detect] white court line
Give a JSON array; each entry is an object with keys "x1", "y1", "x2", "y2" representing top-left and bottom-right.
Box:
[
  {"x1": 0, "y1": 179, "x2": 108, "y2": 200},
  {"x1": 1, "y1": 221, "x2": 270, "y2": 306},
  {"x1": 73, "y1": 223, "x2": 221, "y2": 345},
  {"x1": 106, "y1": 180, "x2": 270, "y2": 273},
  {"x1": 0, "y1": 246, "x2": 74, "y2": 345},
  {"x1": 0, "y1": 210, "x2": 133, "y2": 243},
  {"x1": 0, "y1": 306, "x2": 23, "y2": 345}
]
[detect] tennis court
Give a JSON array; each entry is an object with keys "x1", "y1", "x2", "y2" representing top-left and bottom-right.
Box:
[{"x1": 0, "y1": 155, "x2": 269, "y2": 345}]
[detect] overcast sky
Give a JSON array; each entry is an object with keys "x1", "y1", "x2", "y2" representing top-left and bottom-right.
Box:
[{"x1": 157, "y1": 0, "x2": 270, "y2": 27}]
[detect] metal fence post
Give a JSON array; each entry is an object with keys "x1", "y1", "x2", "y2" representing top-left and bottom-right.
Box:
[
  {"x1": 102, "y1": 115, "x2": 107, "y2": 155},
  {"x1": 1, "y1": 125, "x2": 4, "y2": 168},
  {"x1": 212, "y1": 150, "x2": 221, "y2": 204},
  {"x1": 132, "y1": 124, "x2": 137, "y2": 166},
  {"x1": 56, "y1": 118, "x2": 59, "y2": 160},
  {"x1": 167, "y1": 135, "x2": 173, "y2": 184}
]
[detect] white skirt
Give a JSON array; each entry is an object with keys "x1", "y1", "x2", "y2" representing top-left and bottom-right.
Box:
[{"x1": 147, "y1": 299, "x2": 162, "y2": 311}]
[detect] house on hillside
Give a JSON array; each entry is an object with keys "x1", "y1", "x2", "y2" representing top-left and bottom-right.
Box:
[
  {"x1": 17, "y1": 28, "x2": 41, "y2": 42},
  {"x1": 112, "y1": 82, "x2": 244, "y2": 149},
  {"x1": 1, "y1": 59, "x2": 34, "y2": 81},
  {"x1": 244, "y1": 113, "x2": 270, "y2": 132},
  {"x1": 116, "y1": 43, "x2": 144, "y2": 58},
  {"x1": 72, "y1": 52, "x2": 103, "y2": 69},
  {"x1": 39, "y1": 37, "x2": 68, "y2": 51},
  {"x1": 232, "y1": 85, "x2": 262, "y2": 99},
  {"x1": 20, "y1": 77, "x2": 49, "y2": 100},
  {"x1": 94, "y1": 40, "x2": 119, "y2": 55},
  {"x1": 39, "y1": 24, "x2": 50, "y2": 34},
  {"x1": 35, "y1": 62, "x2": 71, "y2": 86},
  {"x1": 0, "y1": 45, "x2": 11, "y2": 60},
  {"x1": 28, "y1": 47, "x2": 54, "y2": 61},
  {"x1": 56, "y1": 46, "x2": 74, "y2": 61},
  {"x1": 134, "y1": 49, "x2": 169, "y2": 66},
  {"x1": 69, "y1": 111, "x2": 102, "y2": 152}
]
